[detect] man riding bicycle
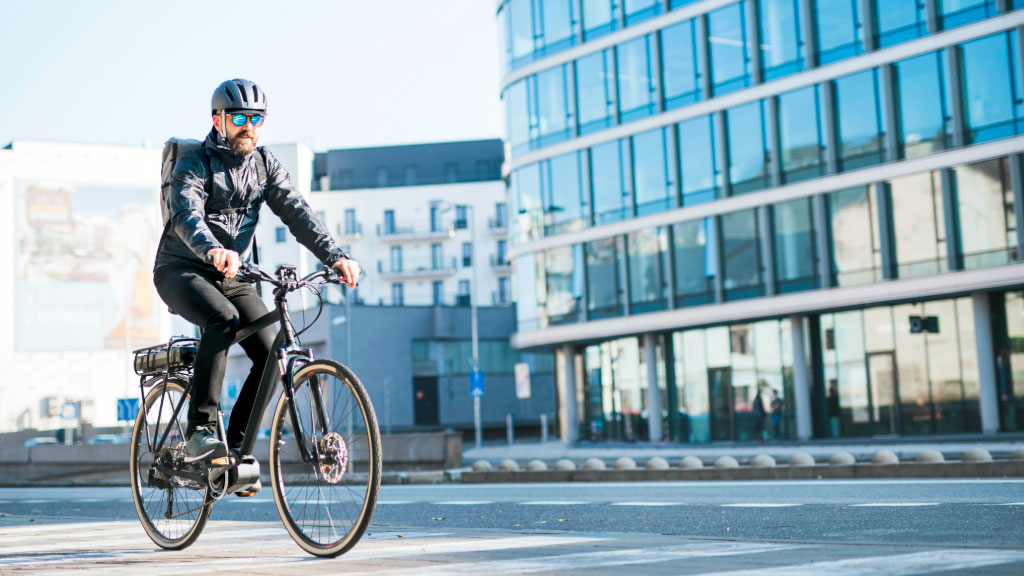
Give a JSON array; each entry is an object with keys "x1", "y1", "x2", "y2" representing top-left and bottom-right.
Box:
[{"x1": 153, "y1": 78, "x2": 361, "y2": 463}]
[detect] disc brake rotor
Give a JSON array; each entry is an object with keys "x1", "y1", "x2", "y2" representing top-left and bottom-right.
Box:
[{"x1": 318, "y1": 432, "x2": 348, "y2": 484}]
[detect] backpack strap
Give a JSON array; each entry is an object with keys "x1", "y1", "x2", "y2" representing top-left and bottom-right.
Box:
[{"x1": 252, "y1": 148, "x2": 268, "y2": 268}]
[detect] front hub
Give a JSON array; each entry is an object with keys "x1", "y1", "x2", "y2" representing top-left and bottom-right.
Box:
[{"x1": 318, "y1": 432, "x2": 348, "y2": 484}]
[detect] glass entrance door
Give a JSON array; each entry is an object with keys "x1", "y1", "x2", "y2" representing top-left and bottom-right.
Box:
[
  {"x1": 708, "y1": 367, "x2": 734, "y2": 441},
  {"x1": 866, "y1": 352, "x2": 899, "y2": 436}
]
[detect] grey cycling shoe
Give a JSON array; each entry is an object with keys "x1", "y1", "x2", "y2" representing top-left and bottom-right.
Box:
[{"x1": 183, "y1": 425, "x2": 228, "y2": 463}]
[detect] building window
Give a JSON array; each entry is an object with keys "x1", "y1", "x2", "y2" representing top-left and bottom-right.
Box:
[
  {"x1": 826, "y1": 185, "x2": 883, "y2": 286},
  {"x1": 678, "y1": 114, "x2": 719, "y2": 205},
  {"x1": 585, "y1": 237, "x2": 623, "y2": 319},
  {"x1": 816, "y1": 0, "x2": 862, "y2": 65},
  {"x1": 458, "y1": 279, "x2": 471, "y2": 306},
  {"x1": 672, "y1": 218, "x2": 717, "y2": 307},
  {"x1": 777, "y1": 85, "x2": 827, "y2": 183},
  {"x1": 375, "y1": 167, "x2": 389, "y2": 187},
  {"x1": 496, "y1": 240, "x2": 508, "y2": 264},
  {"x1": 430, "y1": 206, "x2": 440, "y2": 232},
  {"x1": 939, "y1": 0, "x2": 997, "y2": 30},
  {"x1": 383, "y1": 209, "x2": 395, "y2": 234},
  {"x1": 344, "y1": 209, "x2": 357, "y2": 235},
  {"x1": 514, "y1": 164, "x2": 542, "y2": 242},
  {"x1": 431, "y1": 243, "x2": 444, "y2": 270},
  {"x1": 495, "y1": 202, "x2": 507, "y2": 228},
  {"x1": 627, "y1": 227, "x2": 668, "y2": 313},
  {"x1": 544, "y1": 151, "x2": 587, "y2": 235},
  {"x1": 539, "y1": 0, "x2": 575, "y2": 55},
  {"x1": 616, "y1": 34, "x2": 657, "y2": 123},
  {"x1": 590, "y1": 139, "x2": 631, "y2": 224},
  {"x1": 498, "y1": 277, "x2": 512, "y2": 305},
  {"x1": 336, "y1": 170, "x2": 353, "y2": 189},
  {"x1": 404, "y1": 165, "x2": 417, "y2": 186},
  {"x1": 432, "y1": 281, "x2": 443, "y2": 305},
  {"x1": 274, "y1": 227, "x2": 286, "y2": 243},
  {"x1": 720, "y1": 208, "x2": 763, "y2": 301},
  {"x1": 506, "y1": 79, "x2": 531, "y2": 156},
  {"x1": 875, "y1": 0, "x2": 927, "y2": 49},
  {"x1": 444, "y1": 162, "x2": 459, "y2": 183},
  {"x1": 391, "y1": 283, "x2": 404, "y2": 306},
  {"x1": 895, "y1": 51, "x2": 951, "y2": 159},
  {"x1": 726, "y1": 100, "x2": 770, "y2": 194},
  {"x1": 632, "y1": 127, "x2": 672, "y2": 216},
  {"x1": 576, "y1": 49, "x2": 616, "y2": 135},
  {"x1": 537, "y1": 64, "x2": 574, "y2": 147},
  {"x1": 462, "y1": 242, "x2": 473, "y2": 267},
  {"x1": 508, "y1": 0, "x2": 534, "y2": 67},
  {"x1": 455, "y1": 205, "x2": 468, "y2": 229},
  {"x1": 758, "y1": 0, "x2": 804, "y2": 80},
  {"x1": 834, "y1": 68, "x2": 888, "y2": 171},
  {"x1": 961, "y1": 32, "x2": 1024, "y2": 144},
  {"x1": 389, "y1": 245, "x2": 403, "y2": 273},
  {"x1": 625, "y1": 0, "x2": 661, "y2": 25},
  {"x1": 545, "y1": 244, "x2": 583, "y2": 323},
  {"x1": 889, "y1": 171, "x2": 946, "y2": 279},
  {"x1": 582, "y1": 0, "x2": 617, "y2": 40},
  {"x1": 772, "y1": 198, "x2": 819, "y2": 293},
  {"x1": 955, "y1": 158, "x2": 1016, "y2": 269},
  {"x1": 707, "y1": 1, "x2": 751, "y2": 96},
  {"x1": 661, "y1": 18, "x2": 702, "y2": 110}
]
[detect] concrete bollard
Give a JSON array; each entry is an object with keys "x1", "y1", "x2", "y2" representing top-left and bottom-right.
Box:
[
  {"x1": 963, "y1": 447, "x2": 992, "y2": 463},
  {"x1": 525, "y1": 459, "x2": 548, "y2": 472},
  {"x1": 915, "y1": 449, "x2": 945, "y2": 463},
  {"x1": 751, "y1": 454, "x2": 776, "y2": 468},
  {"x1": 789, "y1": 453, "x2": 815, "y2": 467},
  {"x1": 583, "y1": 457, "x2": 607, "y2": 471},
  {"x1": 472, "y1": 460, "x2": 493, "y2": 472},
  {"x1": 1013, "y1": 447, "x2": 1024, "y2": 461},
  {"x1": 614, "y1": 457, "x2": 637, "y2": 470},
  {"x1": 714, "y1": 456, "x2": 739, "y2": 469},
  {"x1": 498, "y1": 459, "x2": 520, "y2": 472},
  {"x1": 680, "y1": 456, "x2": 704, "y2": 470},
  {"x1": 645, "y1": 457, "x2": 670, "y2": 470},
  {"x1": 872, "y1": 450, "x2": 899, "y2": 465},
  {"x1": 554, "y1": 459, "x2": 577, "y2": 471},
  {"x1": 830, "y1": 452, "x2": 855, "y2": 466}
]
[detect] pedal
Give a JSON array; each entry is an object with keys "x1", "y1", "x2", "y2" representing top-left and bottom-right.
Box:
[
  {"x1": 235, "y1": 490, "x2": 258, "y2": 497},
  {"x1": 210, "y1": 456, "x2": 230, "y2": 466}
]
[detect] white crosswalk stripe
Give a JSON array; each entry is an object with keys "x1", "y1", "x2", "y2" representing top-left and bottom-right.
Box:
[
  {"x1": 849, "y1": 503, "x2": 938, "y2": 507},
  {"x1": 695, "y1": 549, "x2": 1024, "y2": 576},
  {"x1": 434, "y1": 500, "x2": 495, "y2": 505}
]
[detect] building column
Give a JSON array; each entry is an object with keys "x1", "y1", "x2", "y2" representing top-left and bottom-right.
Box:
[
  {"x1": 940, "y1": 168, "x2": 963, "y2": 271},
  {"x1": 858, "y1": 0, "x2": 877, "y2": 52},
  {"x1": 1010, "y1": 154, "x2": 1024, "y2": 262},
  {"x1": 643, "y1": 333, "x2": 663, "y2": 442},
  {"x1": 946, "y1": 45, "x2": 967, "y2": 148},
  {"x1": 790, "y1": 315, "x2": 814, "y2": 441},
  {"x1": 555, "y1": 343, "x2": 579, "y2": 443},
  {"x1": 973, "y1": 293, "x2": 1001, "y2": 434}
]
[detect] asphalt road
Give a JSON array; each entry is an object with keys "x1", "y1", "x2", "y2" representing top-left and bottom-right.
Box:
[{"x1": 2, "y1": 479, "x2": 1023, "y2": 574}]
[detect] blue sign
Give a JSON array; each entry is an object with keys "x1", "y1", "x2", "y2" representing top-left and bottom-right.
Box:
[
  {"x1": 117, "y1": 398, "x2": 140, "y2": 422},
  {"x1": 469, "y1": 369, "x2": 485, "y2": 398}
]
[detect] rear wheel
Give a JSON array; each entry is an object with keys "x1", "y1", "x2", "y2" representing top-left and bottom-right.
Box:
[
  {"x1": 130, "y1": 379, "x2": 211, "y2": 549},
  {"x1": 269, "y1": 360, "x2": 382, "y2": 558}
]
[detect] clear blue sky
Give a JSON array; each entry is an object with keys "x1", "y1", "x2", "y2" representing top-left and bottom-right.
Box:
[{"x1": 0, "y1": 0, "x2": 504, "y2": 151}]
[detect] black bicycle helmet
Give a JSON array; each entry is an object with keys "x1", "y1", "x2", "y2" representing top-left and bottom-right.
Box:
[{"x1": 211, "y1": 78, "x2": 268, "y2": 114}]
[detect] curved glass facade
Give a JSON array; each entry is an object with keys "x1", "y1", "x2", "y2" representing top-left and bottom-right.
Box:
[{"x1": 501, "y1": 0, "x2": 1024, "y2": 443}]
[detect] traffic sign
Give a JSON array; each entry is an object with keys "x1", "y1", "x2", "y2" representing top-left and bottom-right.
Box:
[
  {"x1": 514, "y1": 362, "x2": 531, "y2": 399},
  {"x1": 469, "y1": 369, "x2": 485, "y2": 398},
  {"x1": 117, "y1": 398, "x2": 139, "y2": 422}
]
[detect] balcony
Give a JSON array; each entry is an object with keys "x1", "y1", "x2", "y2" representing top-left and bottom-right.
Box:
[
  {"x1": 490, "y1": 254, "x2": 511, "y2": 274},
  {"x1": 377, "y1": 256, "x2": 458, "y2": 280},
  {"x1": 338, "y1": 222, "x2": 363, "y2": 242},
  {"x1": 376, "y1": 222, "x2": 455, "y2": 243},
  {"x1": 488, "y1": 216, "x2": 507, "y2": 236}
]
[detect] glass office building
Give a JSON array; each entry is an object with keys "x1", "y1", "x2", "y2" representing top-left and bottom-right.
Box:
[{"x1": 498, "y1": 0, "x2": 1024, "y2": 443}]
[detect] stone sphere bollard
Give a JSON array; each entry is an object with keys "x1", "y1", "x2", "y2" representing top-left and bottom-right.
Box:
[
  {"x1": 554, "y1": 459, "x2": 578, "y2": 471},
  {"x1": 614, "y1": 457, "x2": 637, "y2": 470},
  {"x1": 872, "y1": 450, "x2": 899, "y2": 465},
  {"x1": 1012, "y1": 447, "x2": 1024, "y2": 461},
  {"x1": 963, "y1": 447, "x2": 993, "y2": 463},
  {"x1": 788, "y1": 453, "x2": 815, "y2": 467},
  {"x1": 499, "y1": 459, "x2": 520, "y2": 472},
  {"x1": 583, "y1": 457, "x2": 607, "y2": 471},
  {"x1": 645, "y1": 457, "x2": 670, "y2": 470},
  {"x1": 915, "y1": 449, "x2": 945, "y2": 463},
  {"x1": 472, "y1": 460, "x2": 493, "y2": 472},
  {"x1": 830, "y1": 451, "x2": 855, "y2": 466},
  {"x1": 525, "y1": 459, "x2": 548, "y2": 472},
  {"x1": 751, "y1": 454, "x2": 776, "y2": 468},
  {"x1": 714, "y1": 456, "x2": 739, "y2": 469},
  {"x1": 680, "y1": 456, "x2": 704, "y2": 470}
]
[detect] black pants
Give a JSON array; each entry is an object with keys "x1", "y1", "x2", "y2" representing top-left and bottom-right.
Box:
[{"x1": 154, "y1": 265, "x2": 276, "y2": 446}]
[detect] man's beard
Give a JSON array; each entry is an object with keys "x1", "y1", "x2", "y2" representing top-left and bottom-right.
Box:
[{"x1": 228, "y1": 133, "x2": 256, "y2": 157}]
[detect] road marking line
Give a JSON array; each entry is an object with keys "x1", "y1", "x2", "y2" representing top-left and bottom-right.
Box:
[
  {"x1": 720, "y1": 503, "x2": 802, "y2": 508},
  {"x1": 0, "y1": 526, "x2": 287, "y2": 556},
  {"x1": 366, "y1": 541, "x2": 802, "y2": 576},
  {"x1": 434, "y1": 501, "x2": 495, "y2": 505},
  {"x1": 848, "y1": 503, "x2": 938, "y2": 507},
  {"x1": 692, "y1": 549, "x2": 1024, "y2": 576},
  {"x1": 377, "y1": 500, "x2": 415, "y2": 505},
  {"x1": 610, "y1": 502, "x2": 681, "y2": 506},
  {"x1": 998, "y1": 502, "x2": 1024, "y2": 506},
  {"x1": 0, "y1": 521, "x2": 128, "y2": 536},
  {"x1": 520, "y1": 501, "x2": 588, "y2": 505}
]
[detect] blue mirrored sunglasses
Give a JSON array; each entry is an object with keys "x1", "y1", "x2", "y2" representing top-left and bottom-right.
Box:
[{"x1": 230, "y1": 113, "x2": 264, "y2": 127}]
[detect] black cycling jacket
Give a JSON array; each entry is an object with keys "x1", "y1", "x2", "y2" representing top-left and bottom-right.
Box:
[{"x1": 154, "y1": 128, "x2": 347, "y2": 274}]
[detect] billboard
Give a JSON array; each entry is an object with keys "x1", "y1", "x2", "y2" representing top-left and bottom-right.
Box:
[{"x1": 15, "y1": 182, "x2": 161, "y2": 350}]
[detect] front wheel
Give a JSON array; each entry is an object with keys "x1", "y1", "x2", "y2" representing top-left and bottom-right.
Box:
[
  {"x1": 130, "y1": 379, "x2": 212, "y2": 549},
  {"x1": 269, "y1": 359, "x2": 382, "y2": 558}
]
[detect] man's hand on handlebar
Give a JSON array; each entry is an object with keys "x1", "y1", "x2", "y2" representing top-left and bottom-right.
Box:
[
  {"x1": 331, "y1": 258, "x2": 361, "y2": 287},
  {"x1": 208, "y1": 247, "x2": 241, "y2": 278}
]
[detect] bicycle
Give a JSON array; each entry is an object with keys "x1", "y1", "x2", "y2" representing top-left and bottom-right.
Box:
[{"x1": 128, "y1": 263, "x2": 381, "y2": 558}]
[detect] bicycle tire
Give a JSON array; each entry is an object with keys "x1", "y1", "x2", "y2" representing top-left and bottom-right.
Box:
[
  {"x1": 269, "y1": 359, "x2": 382, "y2": 558},
  {"x1": 130, "y1": 378, "x2": 212, "y2": 549}
]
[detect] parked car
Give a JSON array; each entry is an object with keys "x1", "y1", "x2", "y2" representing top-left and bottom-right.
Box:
[
  {"x1": 87, "y1": 434, "x2": 128, "y2": 445},
  {"x1": 23, "y1": 437, "x2": 59, "y2": 447}
]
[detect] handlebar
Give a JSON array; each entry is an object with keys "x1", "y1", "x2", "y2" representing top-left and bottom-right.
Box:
[{"x1": 236, "y1": 263, "x2": 344, "y2": 291}]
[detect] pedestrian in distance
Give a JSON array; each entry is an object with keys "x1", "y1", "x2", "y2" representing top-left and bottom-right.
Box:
[{"x1": 770, "y1": 389, "x2": 783, "y2": 439}]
